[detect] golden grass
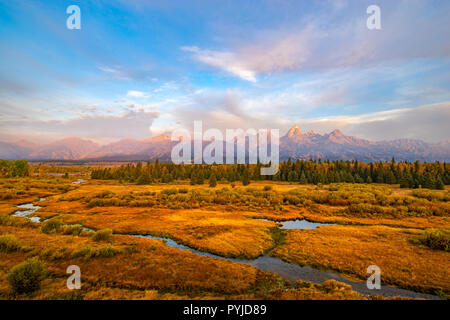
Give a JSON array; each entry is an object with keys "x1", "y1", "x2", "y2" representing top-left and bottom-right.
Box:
[
  {"x1": 0, "y1": 224, "x2": 285, "y2": 298},
  {"x1": 271, "y1": 225, "x2": 450, "y2": 294},
  {"x1": 301, "y1": 207, "x2": 450, "y2": 230},
  {"x1": 36, "y1": 184, "x2": 282, "y2": 259},
  {"x1": 0, "y1": 177, "x2": 448, "y2": 299}
]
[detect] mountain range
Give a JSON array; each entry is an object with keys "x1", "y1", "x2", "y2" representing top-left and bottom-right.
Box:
[{"x1": 1, "y1": 126, "x2": 449, "y2": 162}]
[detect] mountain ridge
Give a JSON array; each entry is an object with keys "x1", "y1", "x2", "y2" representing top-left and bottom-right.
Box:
[{"x1": 1, "y1": 126, "x2": 449, "y2": 162}]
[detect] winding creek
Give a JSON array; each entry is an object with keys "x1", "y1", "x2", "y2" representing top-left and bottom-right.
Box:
[{"x1": 11, "y1": 197, "x2": 439, "y2": 300}]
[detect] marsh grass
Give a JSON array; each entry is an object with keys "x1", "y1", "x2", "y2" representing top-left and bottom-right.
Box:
[
  {"x1": 1, "y1": 177, "x2": 448, "y2": 299},
  {"x1": 92, "y1": 228, "x2": 113, "y2": 242},
  {"x1": 7, "y1": 258, "x2": 48, "y2": 295},
  {"x1": 0, "y1": 234, "x2": 22, "y2": 252},
  {"x1": 71, "y1": 245, "x2": 121, "y2": 260},
  {"x1": 413, "y1": 229, "x2": 450, "y2": 252},
  {"x1": 72, "y1": 183, "x2": 449, "y2": 219},
  {"x1": 40, "y1": 218, "x2": 62, "y2": 234}
]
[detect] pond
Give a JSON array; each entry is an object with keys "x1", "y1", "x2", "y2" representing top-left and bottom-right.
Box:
[
  {"x1": 255, "y1": 218, "x2": 335, "y2": 229},
  {"x1": 279, "y1": 219, "x2": 335, "y2": 229},
  {"x1": 12, "y1": 198, "x2": 45, "y2": 222}
]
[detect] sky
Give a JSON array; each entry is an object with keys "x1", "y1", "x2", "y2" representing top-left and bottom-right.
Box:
[{"x1": 0, "y1": 0, "x2": 449, "y2": 145}]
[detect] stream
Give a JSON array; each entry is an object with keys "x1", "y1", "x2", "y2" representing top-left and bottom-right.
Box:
[{"x1": 11, "y1": 198, "x2": 439, "y2": 300}]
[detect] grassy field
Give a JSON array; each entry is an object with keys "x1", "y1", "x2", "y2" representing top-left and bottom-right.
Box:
[{"x1": 0, "y1": 175, "x2": 448, "y2": 299}]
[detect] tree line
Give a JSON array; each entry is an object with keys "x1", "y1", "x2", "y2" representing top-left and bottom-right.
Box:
[
  {"x1": 0, "y1": 160, "x2": 30, "y2": 177},
  {"x1": 90, "y1": 158, "x2": 449, "y2": 190}
]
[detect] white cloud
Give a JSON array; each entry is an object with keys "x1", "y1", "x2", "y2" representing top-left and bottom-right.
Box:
[
  {"x1": 181, "y1": 1, "x2": 450, "y2": 81},
  {"x1": 126, "y1": 90, "x2": 147, "y2": 98},
  {"x1": 0, "y1": 110, "x2": 161, "y2": 143},
  {"x1": 181, "y1": 46, "x2": 257, "y2": 82},
  {"x1": 169, "y1": 86, "x2": 450, "y2": 143},
  {"x1": 289, "y1": 102, "x2": 450, "y2": 142}
]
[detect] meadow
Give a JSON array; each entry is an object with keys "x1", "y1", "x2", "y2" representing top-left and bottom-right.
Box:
[{"x1": 0, "y1": 164, "x2": 448, "y2": 300}]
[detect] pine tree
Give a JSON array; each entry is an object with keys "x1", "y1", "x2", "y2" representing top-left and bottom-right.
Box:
[
  {"x1": 399, "y1": 174, "x2": 411, "y2": 188},
  {"x1": 422, "y1": 173, "x2": 435, "y2": 189},
  {"x1": 197, "y1": 171, "x2": 204, "y2": 185},
  {"x1": 299, "y1": 172, "x2": 307, "y2": 184},
  {"x1": 242, "y1": 169, "x2": 250, "y2": 186},
  {"x1": 386, "y1": 171, "x2": 396, "y2": 184},
  {"x1": 136, "y1": 171, "x2": 151, "y2": 185},
  {"x1": 376, "y1": 166, "x2": 384, "y2": 183},
  {"x1": 354, "y1": 174, "x2": 364, "y2": 183},
  {"x1": 190, "y1": 171, "x2": 197, "y2": 185},
  {"x1": 435, "y1": 177, "x2": 445, "y2": 190},
  {"x1": 209, "y1": 173, "x2": 217, "y2": 188},
  {"x1": 287, "y1": 170, "x2": 298, "y2": 182}
]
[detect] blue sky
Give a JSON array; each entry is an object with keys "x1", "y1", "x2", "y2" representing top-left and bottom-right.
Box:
[{"x1": 0, "y1": 0, "x2": 449, "y2": 144}]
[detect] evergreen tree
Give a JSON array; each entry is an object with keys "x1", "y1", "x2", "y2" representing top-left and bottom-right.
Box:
[
  {"x1": 88, "y1": 159, "x2": 449, "y2": 189},
  {"x1": 386, "y1": 171, "x2": 396, "y2": 184},
  {"x1": 435, "y1": 176, "x2": 445, "y2": 190},
  {"x1": 190, "y1": 171, "x2": 197, "y2": 185},
  {"x1": 242, "y1": 169, "x2": 251, "y2": 186},
  {"x1": 287, "y1": 170, "x2": 298, "y2": 182},
  {"x1": 354, "y1": 174, "x2": 364, "y2": 183},
  {"x1": 299, "y1": 172, "x2": 307, "y2": 184},
  {"x1": 209, "y1": 173, "x2": 217, "y2": 188},
  {"x1": 136, "y1": 171, "x2": 151, "y2": 185},
  {"x1": 197, "y1": 171, "x2": 204, "y2": 185},
  {"x1": 399, "y1": 173, "x2": 412, "y2": 188},
  {"x1": 422, "y1": 173, "x2": 435, "y2": 189}
]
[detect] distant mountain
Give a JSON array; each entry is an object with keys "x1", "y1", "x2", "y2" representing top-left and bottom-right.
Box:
[
  {"x1": 15, "y1": 139, "x2": 39, "y2": 150},
  {"x1": 86, "y1": 135, "x2": 175, "y2": 161},
  {"x1": 280, "y1": 127, "x2": 450, "y2": 162},
  {"x1": 28, "y1": 137, "x2": 100, "y2": 160},
  {"x1": 1, "y1": 127, "x2": 449, "y2": 162},
  {"x1": 0, "y1": 141, "x2": 35, "y2": 160}
]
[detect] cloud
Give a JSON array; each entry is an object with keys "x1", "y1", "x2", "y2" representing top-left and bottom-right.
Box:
[
  {"x1": 98, "y1": 65, "x2": 155, "y2": 82},
  {"x1": 182, "y1": 1, "x2": 450, "y2": 81},
  {"x1": 0, "y1": 110, "x2": 160, "y2": 144},
  {"x1": 126, "y1": 90, "x2": 147, "y2": 98},
  {"x1": 290, "y1": 102, "x2": 450, "y2": 143},
  {"x1": 181, "y1": 46, "x2": 257, "y2": 82},
  {"x1": 344, "y1": 102, "x2": 450, "y2": 142},
  {"x1": 168, "y1": 87, "x2": 450, "y2": 143}
]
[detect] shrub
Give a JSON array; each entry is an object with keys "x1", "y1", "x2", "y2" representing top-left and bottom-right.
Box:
[
  {"x1": 126, "y1": 243, "x2": 139, "y2": 254},
  {"x1": 321, "y1": 279, "x2": 353, "y2": 293},
  {"x1": 263, "y1": 185, "x2": 272, "y2": 191},
  {"x1": 61, "y1": 224, "x2": 83, "y2": 236},
  {"x1": 415, "y1": 229, "x2": 450, "y2": 252},
  {"x1": 0, "y1": 234, "x2": 22, "y2": 253},
  {"x1": 71, "y1": 245, "x2": 120, "y2": 259},
  {"x1": 7, "y1": 258, "x2": 48, "y2": 295},
  {"x1": 0, "y1": 215, "x2": 32, "y2": 228},
  {"x1": 178, "y1": 188, "x2": 188, "y2": 193},
  {"x1": 160, "y1": 188, "x2": 177, "y2": 196},
  {"x1": 71, "y1": 246, "x2": 95, "y2": 260},
  {"x1": 40, "y1": 218, "x2": 62, "y2": 234},
  {"x1": 209, "y1": 174, "x2": 217, "y2": 188},
  {"x1": 96, "y1": 246, "x2": 121, "y2": 257},
  {"x1": 92, "y1": 229, "x2": 113, "y2": 242},
  {"x1": 412, "y1": 189, "x2": 449, "y2": 202}
]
